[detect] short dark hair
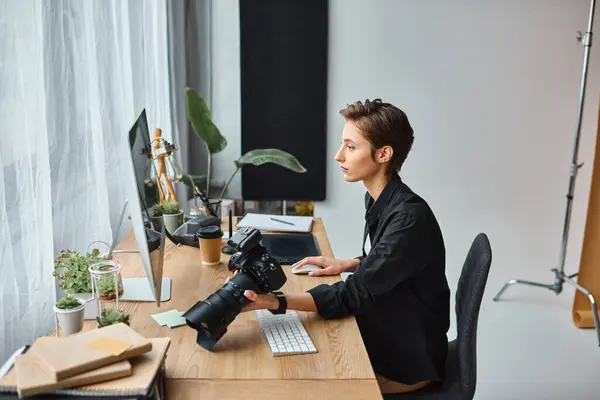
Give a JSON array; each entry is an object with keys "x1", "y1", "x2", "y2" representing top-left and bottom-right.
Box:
[{"x1": 339, "y1": 98, "x2": 414, "y2": 174}]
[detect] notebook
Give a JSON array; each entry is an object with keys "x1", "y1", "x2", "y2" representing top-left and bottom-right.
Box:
[
  {"x1": 29, "y1": 323, "x2": 152, "y2": 381},
  {"x1": 236, "y1": 213, "x2": 314, "y2": 233},
  {"x1": 0, "y1": 338, "x2": 170, "y2": 399},
  {"x1": 14, "y1": 355, "x2": 131, "y2": 398}
]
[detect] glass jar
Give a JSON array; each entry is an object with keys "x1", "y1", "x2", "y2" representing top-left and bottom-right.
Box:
[{"x1": 89, "y1": 260, "x2": 124, "y2": 313}]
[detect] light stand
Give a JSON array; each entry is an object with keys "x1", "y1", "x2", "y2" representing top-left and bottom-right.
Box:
[{"x1": 493, "y1": 0, "x2": 600, "y2": 347}]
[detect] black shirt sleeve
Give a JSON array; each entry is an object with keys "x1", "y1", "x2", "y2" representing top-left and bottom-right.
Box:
[{"x1": 307, "y1": 208, "x2": 434, "y2": 319}]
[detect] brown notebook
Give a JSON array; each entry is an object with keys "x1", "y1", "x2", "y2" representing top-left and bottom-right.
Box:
[
  {"x1": 15, "y1": 355, "x2": 131, "y2": 398},
  {"x1": 73, "y1": 337, "x2": 170, "y2": 397},
  {"x1": 0, "y1": 338, "x2": 170, "y2": 399},
  {"x1": 29, "y1": 323, "x2": 152, "y2": 381}
]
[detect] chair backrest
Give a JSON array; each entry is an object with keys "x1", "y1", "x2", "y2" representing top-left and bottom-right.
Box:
[{"x1": 454, "y1": 233, "x2": 492, "y2": 398}]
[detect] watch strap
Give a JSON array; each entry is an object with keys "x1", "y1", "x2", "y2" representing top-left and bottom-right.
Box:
[{"x1": 269, "y1": 291, "x2": 287, "y2": 315}]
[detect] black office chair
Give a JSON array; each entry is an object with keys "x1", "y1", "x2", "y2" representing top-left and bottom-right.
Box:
[{"x1": 385, "y1": 233, "x2": 492, "y2": 400}]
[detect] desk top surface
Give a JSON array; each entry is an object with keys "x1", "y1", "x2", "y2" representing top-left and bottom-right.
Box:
[{"x1": 109, "y1": 217, "x2": 375, "y2": 382}]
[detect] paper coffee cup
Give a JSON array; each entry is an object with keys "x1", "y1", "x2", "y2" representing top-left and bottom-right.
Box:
[{"x1": 198, "y1": 226, "x2": 223, "y2": 265}]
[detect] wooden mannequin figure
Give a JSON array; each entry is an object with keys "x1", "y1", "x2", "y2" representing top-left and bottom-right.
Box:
[{"x1": 152, "y1": 128, "x2": 178, "y2": 203}]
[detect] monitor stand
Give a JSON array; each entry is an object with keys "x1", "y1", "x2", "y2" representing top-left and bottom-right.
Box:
[{"x1": 103, "y1": 201, "x2": 172, "y2": 302}]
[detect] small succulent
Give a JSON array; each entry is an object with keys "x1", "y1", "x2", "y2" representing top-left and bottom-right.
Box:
[
  {"x1": 97, "y1": 309, "x2": 131, "y2": 328},
  {"x1": 98, "y1": 277, "x2": 117, "y2": 293},
  {"x1": 55, "y1": 295, "x2": 82, "y2": 310},
  {"x1": 160, "y1": 199, "x2": 180, "y2": 215},
  {"x1": 151, "y1": 202, "x2": 165, "y2": 217}
]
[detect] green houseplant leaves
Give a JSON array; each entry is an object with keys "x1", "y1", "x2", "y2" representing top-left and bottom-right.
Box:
[
  {"x1": 53, "y1": 249, "x2": 106, "y2": 294},
  {"x1": 220, "y1": 149, "x2": 307, "y2": 199},
  {"x1": 186, "y1": 87, "x2": 227, "y2": 154},
  {"x1": 186, "y1": 87, "x2": 227, "y2": 195},
  {"x1": 185, "y1": 87, "x2": 307, "y2": 199},
  {"x1": 234, "y1": 149, "x2": 307, "y2": 172}
]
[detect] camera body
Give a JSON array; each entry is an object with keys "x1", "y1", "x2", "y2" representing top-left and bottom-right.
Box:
[
  {"x1": 182, "y1": 227, "x2": 287, "y2": 350},
  {"x1": 226, "y1": 227, "x2": 287, "y2": 292}
]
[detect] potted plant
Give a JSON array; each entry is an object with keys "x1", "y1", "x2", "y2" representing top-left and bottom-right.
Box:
[
  {"x1": 183, "y1": 87, "x2": 307, "y2": 201},
  {"x1": 160, "y1": 199, "x2": 184, "y2": 235},
  {"x1": 150, "y1": 202, "x2": 165, "y2": 233},
  {"x1": 97, "y1": 309, "x2": 131, "y2": 328},
  {"x1": 53, "y1": 295, "x2": 86, "y2": 335},
  {"x1": 53, "y1": 249, "x2": 106, "y2": 319}
]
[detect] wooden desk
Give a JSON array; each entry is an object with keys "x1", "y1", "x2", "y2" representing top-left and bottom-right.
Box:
[{"x1": 83, "y1": 218, "x2": 380, "y2": 399}]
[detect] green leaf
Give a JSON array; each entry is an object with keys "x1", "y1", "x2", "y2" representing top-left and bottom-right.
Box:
[
  {"x1": 180, "y1": 174, "x2": 207, "y2": 191},
  {"x1": 236, "y1": 149, "x2": 307, "y2": 173},
  {"x1": 186, "y1": 87, "x2": 227, "y2": 154}
]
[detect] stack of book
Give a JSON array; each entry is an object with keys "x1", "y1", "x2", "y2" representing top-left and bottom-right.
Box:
[{"x1": 0, "y1": 323, "x2": 170, "y2": 399}]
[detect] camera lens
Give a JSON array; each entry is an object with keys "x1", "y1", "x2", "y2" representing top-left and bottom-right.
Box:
[
  {"x1": 183, "y1": 227, "x2": 287, "y2": 350},
  {"x1": 182, "y1": 271, "x2": 262, "y2": 349}
]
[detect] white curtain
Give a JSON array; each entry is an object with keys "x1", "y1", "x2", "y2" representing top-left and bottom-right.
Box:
[{"x1": 0, "y1": 0, "x2": 173, "y2": 362}]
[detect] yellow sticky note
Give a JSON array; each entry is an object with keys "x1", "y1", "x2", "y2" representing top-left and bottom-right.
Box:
[{"x1": 87, "y1": 337, "x2": 133, "y2": 356}]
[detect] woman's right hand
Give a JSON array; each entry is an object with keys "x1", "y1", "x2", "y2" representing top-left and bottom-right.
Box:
[{"x1": 292, "y1": 256, "x2": 357, "y2": 277}]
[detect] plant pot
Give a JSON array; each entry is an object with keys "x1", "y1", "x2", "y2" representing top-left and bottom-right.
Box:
[
  {"x1": 151, "y1": 215, "x2": 164, "y2": 233},
  {"x1": 90, "y1": 260, "x2": 124, "y2": 302},
  {"x1": 163, "y1": 211, "x2": 184, "y2": 235},
  {"x1": 54, "y1": 300, "x2": 86, "y2": 335},
  {"x1": 73, "y1": 292, "x2": 99, "y2": 320}
]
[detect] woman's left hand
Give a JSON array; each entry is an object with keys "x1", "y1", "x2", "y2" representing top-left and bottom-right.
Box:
[{"x1": 241, "y1": 290, "x2": 278, "y2": 312}]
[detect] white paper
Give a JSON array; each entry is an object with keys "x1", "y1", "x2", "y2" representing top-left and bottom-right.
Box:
[{"x1": 236, "y1": 213, "x2": 313, "y2": 233}]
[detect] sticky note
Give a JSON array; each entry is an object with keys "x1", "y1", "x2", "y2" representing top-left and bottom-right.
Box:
[
  {"x1": 151, "y1": 312, "x2": 170, "y2": 326},
  {"x1": 87, "y1": 337, "x2": 133, "y2": 356},
  {"x1": 164, "y1": 311, "x2": 186, "y2": 328},
  {"x1": 152, "y1": 310, "x2": 186, "y2": 328}
]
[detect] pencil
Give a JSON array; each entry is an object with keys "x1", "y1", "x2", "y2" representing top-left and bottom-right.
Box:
[{"x1": 270, "y1": 217, "x2": 295, "y2": 226}]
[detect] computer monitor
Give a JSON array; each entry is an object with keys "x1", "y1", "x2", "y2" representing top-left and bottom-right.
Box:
[{"x1": 114, "y1": 109, "x2": 171, "y2": 305}]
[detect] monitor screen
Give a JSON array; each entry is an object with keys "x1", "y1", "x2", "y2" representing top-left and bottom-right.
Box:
[
  {"x1": 128, "y1": 109, "x2": 159, "y2": 220},
  {"x1": 122, "y1": 109, "x2": 166, "y2": 305}
]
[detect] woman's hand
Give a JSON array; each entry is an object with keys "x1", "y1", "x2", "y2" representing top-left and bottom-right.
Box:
[
  {"x1": 241, "y1": 290, "x2": 278, "y2": 312},
  {"x1": 293, "y1": 256, "x2": 359, "y2": 277},
  {"x1": 225, "y1": 273, "x2": 278, "y2": 312}
]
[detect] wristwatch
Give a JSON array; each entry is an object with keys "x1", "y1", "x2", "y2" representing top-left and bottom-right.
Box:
[{"x1": 269, "y1": 291, "x2": 287, "y2": 315}]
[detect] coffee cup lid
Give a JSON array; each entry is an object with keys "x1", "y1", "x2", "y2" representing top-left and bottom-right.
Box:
[{"x1": 197, "y1": 225, "x2": 223, "y2": 239}]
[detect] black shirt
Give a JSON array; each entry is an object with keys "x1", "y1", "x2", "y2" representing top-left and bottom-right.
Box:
[{"x1": 307, "y1": 173, "x2": 450, "y2": 384}]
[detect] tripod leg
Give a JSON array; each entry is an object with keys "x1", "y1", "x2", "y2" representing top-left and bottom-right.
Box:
[
  {"x1": 563, "y1": 275, "x2": 600, "y2": 347},
  {"x1": 493, "y1": 279, "x2": 554, "y2": 301}
]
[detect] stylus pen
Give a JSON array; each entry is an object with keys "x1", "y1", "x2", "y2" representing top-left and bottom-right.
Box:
[{"x1": 270, "y1": 217, "x2": 295, "y2": 226}]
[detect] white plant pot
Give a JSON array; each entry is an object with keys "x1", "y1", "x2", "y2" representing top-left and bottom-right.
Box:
[
  {"x1": 54, "y1": 300, "x2": 86, "y2": 336},
  {"x1": 163, "y1": 211, "x2": 184, "y2": 235},
  {"x1": 73, "y1": 292, "x2": 99, "y2": 320}
]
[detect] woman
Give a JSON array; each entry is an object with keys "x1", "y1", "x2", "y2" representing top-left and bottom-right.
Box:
[{"x1": 240, "y1": 99, "x2": 450, "y2": 394}]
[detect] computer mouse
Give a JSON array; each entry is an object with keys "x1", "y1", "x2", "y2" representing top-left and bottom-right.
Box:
[{"x1": 291, "y1": 264, "x2": 322, "y2": 275}]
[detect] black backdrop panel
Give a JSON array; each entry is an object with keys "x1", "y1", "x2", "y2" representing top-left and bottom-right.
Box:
[{"x1": 239, "y1": 0, "x2": 328, "y2": 201}]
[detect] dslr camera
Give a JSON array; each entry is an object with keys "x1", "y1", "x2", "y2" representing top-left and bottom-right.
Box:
[{"x1": 182, "y1": 227, "x2": 287, "y2": 350}]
